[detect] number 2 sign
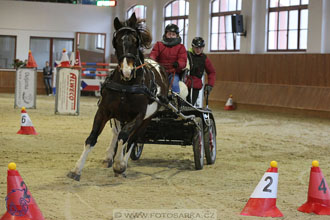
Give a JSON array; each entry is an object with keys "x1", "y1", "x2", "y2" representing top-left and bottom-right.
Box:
[{"x1": 250, "y1": 172, "x2": 279, "y2": 199}]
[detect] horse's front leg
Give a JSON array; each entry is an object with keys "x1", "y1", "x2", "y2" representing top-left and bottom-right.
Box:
[
  {"x1": 113, "y1": 139, "x2": 134, "y2": 177},
  {"x1": 103, "y1": 119, "x2": 121, "y2": 168},
  {"x1": 113, "y1": 115, "x2": 144, "y2": 176},
  {"x1": 67, "y1": 109, "x2": 109, "y2": 181}
]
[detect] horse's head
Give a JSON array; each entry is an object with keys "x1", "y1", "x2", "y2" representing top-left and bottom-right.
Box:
[{"x1": 113, "y1": 13, "x2": 152, "y2": 81}]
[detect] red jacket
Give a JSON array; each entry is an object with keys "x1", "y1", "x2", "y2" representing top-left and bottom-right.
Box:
[
  {"x1": 186, "y1": 51, "x2": 216, "y2": 90},
  {"x1": 149, "y1": 41, "x2": 187, "y2": 75}
]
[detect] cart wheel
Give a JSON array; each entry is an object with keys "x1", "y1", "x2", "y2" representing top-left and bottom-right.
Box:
[
  {"x1": 130, "y1": 143, "x2": 144, "y2": 160},
  {"x1": 192, "y1": 117, "x2": 204, "y2": 170},
  {"x1": 204, "y1": 118, "x2": 216, "y2": 165}
]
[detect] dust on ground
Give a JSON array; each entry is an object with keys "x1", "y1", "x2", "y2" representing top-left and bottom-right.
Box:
[{"x1": 1, "y1": 93, "x2": 330, "y2": 220}]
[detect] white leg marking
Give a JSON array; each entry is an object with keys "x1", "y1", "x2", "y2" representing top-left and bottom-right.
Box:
[
  {"x1": 113, "y1": 140, "x2": 125, "y2": 172},
  {"x1": 124, "y1": 145, "x2": 134, "y2": 165},
  {"x1": 104, "y1": 120, "x2": 121, "y2": 162},
  {"x1": 72, "y1": 144, "x2": 93, "y2": 175}
]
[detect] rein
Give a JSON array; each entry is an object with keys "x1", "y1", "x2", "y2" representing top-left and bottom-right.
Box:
[{"x1": 136, "y1": 63, "x2": 147, "y2": 70}]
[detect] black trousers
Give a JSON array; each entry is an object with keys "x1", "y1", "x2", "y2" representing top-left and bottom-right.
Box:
[
  {"x1": 187, "y1": 88, "x2": 200, "y2": 106},
  {"x1": 43, "y1": 77, "x2": 52, "y2": 95}
]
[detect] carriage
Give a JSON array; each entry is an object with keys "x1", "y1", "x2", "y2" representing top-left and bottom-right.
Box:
[
  {"x1": 68, "y1": 13, "x2": 216, "y2": 181},
  {"x1": 130, "y1": 87, "x2": 217, "y2": 170}
]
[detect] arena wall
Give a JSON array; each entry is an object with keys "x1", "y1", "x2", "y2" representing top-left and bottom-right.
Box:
[
  {"x1": 206, "y1": 53, "x2": 330, "y2": 112},
  {"x1": 1, "y1": 53, "x2": 330, "y2": 114}
]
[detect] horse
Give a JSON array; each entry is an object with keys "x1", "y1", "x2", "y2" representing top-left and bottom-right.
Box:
[{"x1": 67, "y1": 13, "x2": 169, "y2": 181}]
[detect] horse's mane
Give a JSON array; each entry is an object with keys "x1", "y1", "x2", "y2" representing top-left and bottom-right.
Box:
[
  {"x1": 136, "y1": 19, "x2": 152, "y2": 49},
  {"x1": 120, "y1": 18, "x2": 152, "y2": 49}
]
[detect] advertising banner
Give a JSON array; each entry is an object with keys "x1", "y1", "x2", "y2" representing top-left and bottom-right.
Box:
[
  {"x1": 14, "y1": 68, "x2": 37, "y2": 109},
  {"x1": 55, "y1": 68, "x2": 80, "y2": 115}
]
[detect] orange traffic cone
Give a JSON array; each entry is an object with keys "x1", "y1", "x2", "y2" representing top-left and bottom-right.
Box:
[
  {"x1": 240, "y1": 161, "x2": 283, "y2": 217},
  {"x1": 0, "y1": 162, "x2": 45, "y2": 220},
  {"x1": 17, "y1": 107, "x2": 37, "y2": 135},
  {"x1": 224, "y1": 94, "x2": 235, "y2": 110},
  {"x1": 298, "y1": 160, "x2": 330, "y2": 215},
  {"x1": 26, "y1": 50, "x2": 37, "y2": 68},
  {"x1": 59, "y1": 48, "x2": 70, "y2": 67}
]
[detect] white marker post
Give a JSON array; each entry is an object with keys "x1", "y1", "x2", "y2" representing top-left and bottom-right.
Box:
[
  {"x1": 55, "y1": 67, "x2": 81, "y2": 115},
  {"x1": 14, "y1": 67, "x2": 37, "y2": 109}
]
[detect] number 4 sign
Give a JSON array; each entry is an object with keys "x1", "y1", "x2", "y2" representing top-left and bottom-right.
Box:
[{"x1": 298, "y1": 161, "x2": 330, "y2": 215}]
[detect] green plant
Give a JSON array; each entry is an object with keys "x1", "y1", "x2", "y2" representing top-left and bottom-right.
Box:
[{"x1": 12, "y1": 59, "x2": 25, "y2": 69}]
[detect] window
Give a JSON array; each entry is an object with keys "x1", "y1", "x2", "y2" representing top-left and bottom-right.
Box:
[
  {"x1": 210, "y1": 0, "x2": 242, "y2": 51},
  {"x1": 30, "y1": 37, "x2": 73, "y2": 69},
  {"x1": 97, "y1": 34, "x2": 105, "y2": 49},
  {"x1": 0, "y1": 35, "x2": 16, "y2": 69},
  {"x1": 268, "y1": 0, "x2": 309, "y2": 51},
  {"x1": 127, "y1": 5, "x2": 147, "y2": 19},
  {"x1": 164, "y1": 0, "x2": 189, "y2": 46}
]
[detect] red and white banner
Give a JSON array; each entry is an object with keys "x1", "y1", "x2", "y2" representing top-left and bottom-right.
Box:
[{"x1": 55, "y1": 68, "x2": 80, "y2": 115}]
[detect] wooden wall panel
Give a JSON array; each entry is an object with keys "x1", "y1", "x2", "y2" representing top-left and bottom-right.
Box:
[
  {"x1": 0, "y1": 70, "x2": 47, "y2": 94},
  {"x1": 0, "y1": 70, "x2": 15, "y2": 93},
  {"x1": 211, "y1": 81, "x2": 330, "y2": 112},
  {"x1": 79, "y1": 49, "x2": 104, "y2": 63},
  {"x1": 1, "y1": 53, "x2": 330, "y2": 113},
  {"x1": 206, "y1": 53, "x2": 330, "y2": 112},
  {"x1": 207, "y1": 54, "x2": 330, "y2": 87}
]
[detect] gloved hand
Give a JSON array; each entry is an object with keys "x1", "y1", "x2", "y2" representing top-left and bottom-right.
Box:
[
  {"x1": 172, "y1": 62, "x2": 179, "y2": 68},
  {"x1": 205, "y1": 84, "x2": 213, "y2": 93}
]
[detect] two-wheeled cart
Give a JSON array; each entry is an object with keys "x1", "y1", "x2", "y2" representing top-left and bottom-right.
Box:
[{"x1": 130, "y1": 90, "x2": 217, "y2": 170}]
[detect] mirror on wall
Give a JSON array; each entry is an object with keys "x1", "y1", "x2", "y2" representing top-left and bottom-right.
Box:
[{"x1": 76, "y1": 32, "x2": 106, "y2": 63}]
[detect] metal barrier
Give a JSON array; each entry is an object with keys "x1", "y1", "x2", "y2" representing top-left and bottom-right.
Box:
[{"x1": 80, "y1": 62, "x2": 117, "y2": 96}]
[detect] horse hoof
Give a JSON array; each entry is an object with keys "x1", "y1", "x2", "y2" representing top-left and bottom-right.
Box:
[
  {"x1": 114, "y1": 172, "x2": 127, "y2": 178},
  {"x1": 113, "y1": 162, "x2": 126, "y2": 174},
  {"x1": 103, "y1": 160, "x2": 113, "y2": 168},
  {"x1": 67, "y1": 171, "x2": 81, "y2": 181}
]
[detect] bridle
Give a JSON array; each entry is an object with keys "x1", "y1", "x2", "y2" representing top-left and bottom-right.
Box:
[
  {"x1": 113, "y1": 26, "x2": 142, "y2": 66},
  {"x1": 105, "y1": 26, "x2": 158, "y2": 98}
]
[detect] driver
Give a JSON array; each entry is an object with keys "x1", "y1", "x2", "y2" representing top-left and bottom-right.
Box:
[{"x1": 149, "y1": 24, "x2": 187, "y2": 93}]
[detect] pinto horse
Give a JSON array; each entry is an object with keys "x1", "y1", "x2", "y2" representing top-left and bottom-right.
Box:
[{"x1": 67, "y1": 13, "x2": 169, "y2": 181}]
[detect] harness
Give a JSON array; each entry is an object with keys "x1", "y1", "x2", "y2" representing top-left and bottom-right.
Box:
[
  {"x1": 102, "y1": 64, "x2": 158, "y2": 100},
  {"x1": 103, "y1": 79, "x2": 155, "y2": 97}
]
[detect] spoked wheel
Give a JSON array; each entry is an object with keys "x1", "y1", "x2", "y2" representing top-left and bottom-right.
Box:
[
  {"x1": 192, "y1": 117, "x2": 204, "y2": 170},
  {"x1": 130, "y1": 142, "x2": 144, "y2": 160},
  {"x1": 204, "y1": 118, "x2": 216, "y2": 165}
]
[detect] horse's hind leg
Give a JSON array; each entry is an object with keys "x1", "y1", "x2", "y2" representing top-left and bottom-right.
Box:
[
  {"x1": 67, "y1": 109, "x2": 109, "y2": 181},
  {"x1": 113, "y1": 116, "x2": 149, "y2": 175},
  {"x1": 103, "y1": 119, "x2": 121, "y2": 168}
]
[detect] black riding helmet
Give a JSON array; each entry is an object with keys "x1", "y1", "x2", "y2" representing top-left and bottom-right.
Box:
[
  {"x1": 162, "y1": 24, "x2": 181, "y2": 46},
  {"x1": 165, "y1": 24, "x2": 180, "y2": 34},
  {"x1": 192, "y1": 37, "x2": 205, "y2": 48}
]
